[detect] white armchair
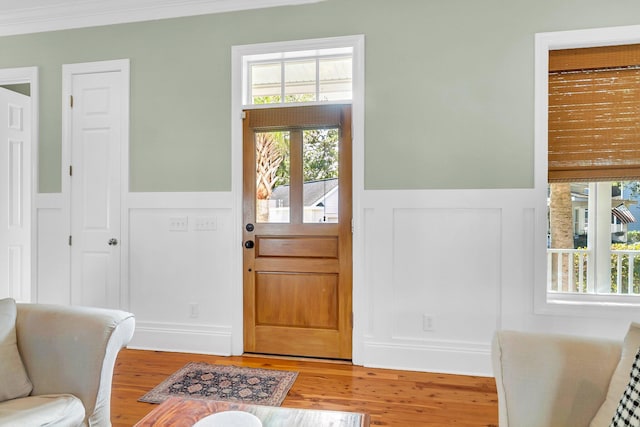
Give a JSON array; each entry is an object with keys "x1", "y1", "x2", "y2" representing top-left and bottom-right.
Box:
[
  {"x1": 492, "y1": 330, "x2": 623, "y2": 427},
  {"x1": 0, "y1": 302, "x2": 135, "y2": 426}
]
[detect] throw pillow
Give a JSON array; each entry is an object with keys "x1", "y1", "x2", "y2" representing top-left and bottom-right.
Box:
[
  {"x1": 591, "y1": 323, "x2": 640, "y2": 427},
  {"x1": 610, "y1": 347, "x2": 640, "y2": 427},
  {"x1": 0, "y1": 298, "x2": 33, "y2": 401}
]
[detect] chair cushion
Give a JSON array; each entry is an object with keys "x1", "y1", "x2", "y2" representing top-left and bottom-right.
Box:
[
  {"x1": 0, "y1": 298, "x2": 32, "y2": 402},
  {"x1": 0, "y1": 394, "x2": 85, "y2": 427},
  {"x1": 591, "y1": 322, "x2": 640, "y2": 426}
]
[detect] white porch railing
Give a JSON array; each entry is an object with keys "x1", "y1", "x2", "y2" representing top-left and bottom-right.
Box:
[{"x1": 547, "y1": 248, "x2": 640, "y2": 294}]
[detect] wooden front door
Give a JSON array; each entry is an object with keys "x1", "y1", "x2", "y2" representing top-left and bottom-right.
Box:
[{"x1": 243, "y1": 104, "x2": 352, "y2": 359}]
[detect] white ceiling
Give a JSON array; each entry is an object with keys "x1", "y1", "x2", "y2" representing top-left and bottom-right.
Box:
[{"x1": 0, "y1": 0, "x2": 323, "y2": 37}]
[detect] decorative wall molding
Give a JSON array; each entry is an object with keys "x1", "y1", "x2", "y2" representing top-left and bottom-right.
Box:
[
  {"x1": 358, "y1": 189, "x2": 516, "y2": 376},
  {"x1": 0, "y1": 0, "x2": 326, "y2": 36},
  {"x1": 34, "y1": 186, "x2": 637, "y2": 375}
]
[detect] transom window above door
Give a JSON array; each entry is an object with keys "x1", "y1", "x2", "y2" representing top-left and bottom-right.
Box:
[{"x1": 244, "y1": 47, "x2": 353, "y2": 105}]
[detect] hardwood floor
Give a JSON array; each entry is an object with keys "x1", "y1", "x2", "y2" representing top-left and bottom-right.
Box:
[{"x1": 111, "y1": 349, "x2": 499, "y2": 426}]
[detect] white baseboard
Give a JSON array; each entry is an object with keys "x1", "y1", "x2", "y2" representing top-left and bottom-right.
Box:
[
  {"x1": 128, "y1": 321, "x2": 234, "y2": 356},
  {"x1": 362, "y1": 340, "x2": 493, "y2": 377}
]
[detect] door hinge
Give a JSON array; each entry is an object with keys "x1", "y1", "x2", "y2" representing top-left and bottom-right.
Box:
[
  {"x1": 241, "y1": 111, "x2": 247, "y2": 120},
  {"x1": 68, "y1": 235, "x2": 72, "y2": 246},
  {"x1": 351, "y1": 312, "x2": 354, "y2": 329},
  {"x1": 69, "y1": 165, "x2": 73, "y2": 176},
  {"x1": 70, "y1": 95, "x2": 74, "y2": 108}
]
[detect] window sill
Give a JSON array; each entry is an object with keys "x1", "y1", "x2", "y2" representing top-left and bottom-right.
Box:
[{"x1": 535, "y1": 292, "x2": 640, "y2": 318}]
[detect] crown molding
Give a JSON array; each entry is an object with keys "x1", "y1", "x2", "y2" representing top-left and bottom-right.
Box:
[{"x1": 0, "y1": 0, "x2": 325, "y2": 37}]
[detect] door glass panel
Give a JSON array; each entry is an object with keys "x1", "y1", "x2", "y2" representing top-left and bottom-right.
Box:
[
  {"x1": 256, "y1": 131, "x2": 290, "y2": 223},
  {"x1": 284, "y1": 60, "x2": 316, "y2": 103},
  {"x1": 303, "y1": 128, "x2": 339, "y2": 223}
]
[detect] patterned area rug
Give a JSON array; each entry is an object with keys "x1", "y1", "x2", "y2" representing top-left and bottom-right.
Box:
[{"x1": 139, "y1": 362, "x2": 298, "y2": 406}]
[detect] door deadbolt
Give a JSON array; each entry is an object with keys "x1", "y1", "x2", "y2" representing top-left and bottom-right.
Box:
[{"x1": 246, "y1": 223, "x2": 254, "y2": 232}]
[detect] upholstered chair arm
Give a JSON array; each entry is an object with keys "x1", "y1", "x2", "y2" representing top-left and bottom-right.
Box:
[
  {"x1": 492, "y1": 330, "x2": 621, "y2": 427},
  {"x1": 15, "y1": 303, "x2": 135, "y2": 427}
]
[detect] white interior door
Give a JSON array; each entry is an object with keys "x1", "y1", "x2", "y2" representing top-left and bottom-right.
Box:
[
  {"x1": 0, "y1": 87, "x2": 31, "y2": 301},
  {"x1": 69, "y1": 70, "x2": 123, "y2": 309}
]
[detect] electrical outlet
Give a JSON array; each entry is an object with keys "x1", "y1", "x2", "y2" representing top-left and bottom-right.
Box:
[
  {"x1": 189, "y1": 303, "x2": 199, "y2": 318},
  {"x1": 169, "y1": 216, "x2": 188, "y2": 231},
  {"x1": 195, "y1": 216, "x2": 217, "y2": 231},
  {"x1": 423, "y1": 314, "x2": 435, "y2": 332}
]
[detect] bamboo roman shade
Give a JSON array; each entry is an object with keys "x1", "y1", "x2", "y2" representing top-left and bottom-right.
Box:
[{"x1": 548, "y1": 44, "x2": 640, "y2": 182}]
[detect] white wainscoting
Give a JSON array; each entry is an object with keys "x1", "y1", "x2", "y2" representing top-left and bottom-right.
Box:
[
  {"x1": 34, "y1": 187, "x2": 635, "y2": 376},
  {"x1": 32, "y1": 188, "x2": 541, "y2": 374},
  {"x1": 355, "y1": 188, "x2": 540, "y2": 376},
  {"x1": 35, "y1": 193, "x2": 69, "y2": 305},
  {"x1": 125, "y1": 192, "x2": 237, "y2": 355}
]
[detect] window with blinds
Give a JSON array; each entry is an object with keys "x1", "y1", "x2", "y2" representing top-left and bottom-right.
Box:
[{"x1": 548, "y1": 44, "x2": 640, "y2": 182}]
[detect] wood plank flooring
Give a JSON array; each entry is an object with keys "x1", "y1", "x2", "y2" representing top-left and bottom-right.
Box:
[{"x1": 111, "y1": 349, "x2": 498, "y2": 426}]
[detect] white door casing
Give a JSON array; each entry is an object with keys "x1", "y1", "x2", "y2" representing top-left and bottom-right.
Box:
[
  {"x1": 63, "y1": 60, "x2": 129, "y2": 309},
  {"x1": 0, "y1": 87, "x2": 31, "y2": 301}
]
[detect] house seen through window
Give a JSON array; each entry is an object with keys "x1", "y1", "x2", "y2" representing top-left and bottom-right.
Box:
[{"x1": 547, "y1": 44, "x2": 640, "y2": 296}]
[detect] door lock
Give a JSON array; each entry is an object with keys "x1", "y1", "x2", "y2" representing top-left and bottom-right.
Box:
[{"x1": 108, "y1": 238, "x2": 118, "y2": 246}]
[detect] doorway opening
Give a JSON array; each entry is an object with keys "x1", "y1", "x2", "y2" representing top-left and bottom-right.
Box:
[{"x1": 231, "y1": 35, "x2": 364, "y2": 361}]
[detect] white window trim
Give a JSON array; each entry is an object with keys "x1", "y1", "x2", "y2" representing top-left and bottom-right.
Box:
[
  {"x1": 534, "y1": 24, "x2": 640, "y2": 317},
  {"x1": 230, "y1": 35, "x2": 365, "y2": 360}
]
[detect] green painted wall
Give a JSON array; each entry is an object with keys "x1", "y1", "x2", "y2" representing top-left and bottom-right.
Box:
[{"x1": 1, "y1": 0, "x2": 639, "y2": 192}]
